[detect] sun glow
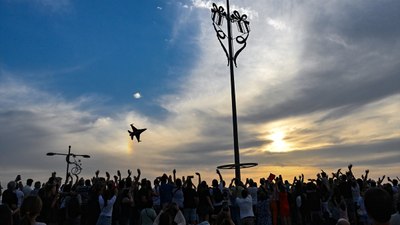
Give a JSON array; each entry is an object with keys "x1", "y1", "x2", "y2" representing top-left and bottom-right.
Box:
[
  {"x1": 127, "y1": 137, "x2": 134, "y2": 155},
  {"x1": 268, "y1": 131, "x2": 289, "y2": 152}
]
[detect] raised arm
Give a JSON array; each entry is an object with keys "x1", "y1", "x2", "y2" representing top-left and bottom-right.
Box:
[
  {"x1": 244, "y1": 178, "x2": 250, "y2": 187},
  {"x1": 347, "y1": 164, "x2": 355, "y2": 180},
  {"x1": 117, "y1": 170, "x2": 122, "y2": 182},
  {"x1": 133, "y1": 169, "x2": 141, "y2": 184},
  {"x1": 377, "y1": 175, "x2": 386, "y2": 187},
  {"x1": 195, "y1": 172, "x2": 201, "y2": 187},
  {"x1": 135, "y1": 169, "x2": 141, "y2": 182},
  {"x1": 363, "y1": 169, "x2": 369, "y2": 183},
  {"x1": 106, "y1": 171, "x2": 110, "y2": 182},
  {"x1": 216, "y1": 169, "x2": 224, "y2": 182},
  {"x1": 229, "y1": 178, "x2": 235, "y2": 188}
]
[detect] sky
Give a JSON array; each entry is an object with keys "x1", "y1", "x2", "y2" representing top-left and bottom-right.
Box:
[{"x1": 1, "y1": 0, "x2": 399, "y2": 186}]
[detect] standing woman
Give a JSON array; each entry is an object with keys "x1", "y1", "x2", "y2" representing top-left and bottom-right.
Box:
[
  {"x1": 197, "y1": 181, "x2": 213, "y2": 223},
  {"x1": 257, "y1": 179, "x2": 272, "y2": 225},
  {"x1": 172, "y1": 179, "x2": 184, "y2": 211},
  {"x1": 37, "y1": 183, "x2": 59, "y2": 225},
  {"x1": 20, "y1": 195, "x2": 46, "y2": 225},
  {"x1": 278, "y1": 183, "x2": 291, "y2": 225},
  {"x1": 96, "y1": 181, "x2": 118, "y2": 225}
]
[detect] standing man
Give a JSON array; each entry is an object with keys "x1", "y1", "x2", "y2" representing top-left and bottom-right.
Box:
[
  {"x1": 22, "y1": 179, "x2": 34, "y2": 197},
  {"x1": 236, "y1": 189, "x2": 255, "y2": 225},
  {"x1": 2, "y1": 181, "x2": 20, "y2": 224}
]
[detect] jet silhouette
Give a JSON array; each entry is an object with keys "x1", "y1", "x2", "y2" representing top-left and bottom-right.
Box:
[{"x1": 128, "y1": 124, "x2": 147, "y2": 142}]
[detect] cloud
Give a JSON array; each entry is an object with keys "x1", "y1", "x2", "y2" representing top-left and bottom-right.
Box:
[
  {"x1": 162, "y1": 0, "x2": 400, "y2": 179},
  {"x1": 133, "y1": 92, "x2": 142, "y2": 99},
  {"x1": 1, "y1": 0, "x2": 400, "y2": 184}
]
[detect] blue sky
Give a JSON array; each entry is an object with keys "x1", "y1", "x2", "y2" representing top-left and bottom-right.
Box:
[{"x1": 1, "y1": 0, "x2": 400, "y2": 185}]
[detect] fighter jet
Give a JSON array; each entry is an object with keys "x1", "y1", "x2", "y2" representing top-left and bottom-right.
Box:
[{"x1": 128, "y1": 124, "x2": 147, "y2": 142}]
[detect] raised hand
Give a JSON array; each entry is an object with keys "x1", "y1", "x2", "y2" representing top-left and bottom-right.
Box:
[
  {"x1": 377, "y1": 175, "x2": 386, "y2": 185},
  {"x1": 95, "y1": 170, "x2": 100, "y2": 177},
  {"x1": 127, "y1": 170, "x2": 132, "y2": 177}
]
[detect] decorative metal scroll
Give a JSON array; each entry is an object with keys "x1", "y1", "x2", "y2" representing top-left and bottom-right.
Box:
[
  {"x1": 211, "y1": 3, "x2": 250, "y2": 67},
  {"x1": 67, "y1": 154, "x2": 83, "y2": 175}
]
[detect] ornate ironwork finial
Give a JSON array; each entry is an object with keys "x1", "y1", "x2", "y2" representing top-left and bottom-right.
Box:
[{"x1": 211, "y1": 2, "x2": 250, "y2": 67}]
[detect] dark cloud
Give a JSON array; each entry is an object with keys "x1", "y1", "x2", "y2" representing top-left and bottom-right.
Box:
[{"x1": 242, "y1": 1, "x2": 400, "y2": 124}]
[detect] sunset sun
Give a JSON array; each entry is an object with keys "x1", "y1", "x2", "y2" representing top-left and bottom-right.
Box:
[{"x1": 269, "y1": 131, "x2": 289, "y2": 152}]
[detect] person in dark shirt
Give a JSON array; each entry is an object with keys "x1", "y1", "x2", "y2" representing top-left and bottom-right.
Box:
[
  {"x1": 183, "y1": 178, "x2": 198, "y2": 225},
  {"x1": 2, "y1": 181, "x2": 19, "y2": 224},
  {"x1": 364, "y1": 187, "x2": 392, "y2": 225},
  {"x1": 2, "y1": 181, "x2": 18, "y2": 212},
  {"x1": 159, "y1": 174, "x2": 174, "y2": 208}
]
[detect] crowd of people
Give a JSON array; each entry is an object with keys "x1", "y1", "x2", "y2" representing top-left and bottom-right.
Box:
[{"x1": 0, "y1": 164, "x2": 399, "y2": 225}]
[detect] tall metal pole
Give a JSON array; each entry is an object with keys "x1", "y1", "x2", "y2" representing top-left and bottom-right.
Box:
[
  {"x1": 225, "y1": 0, "x2": 241, "y2": 181},
  {"x1": 212, "y1": 0, "x2": 256, "y2": 181}
]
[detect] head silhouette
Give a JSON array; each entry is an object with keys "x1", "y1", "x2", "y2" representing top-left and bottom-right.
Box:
[{"x1": 364, "y1": 187, "x2": 392, "y2": 224}]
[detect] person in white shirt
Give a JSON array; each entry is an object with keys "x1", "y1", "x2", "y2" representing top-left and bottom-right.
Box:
[
  {"x1": 96, "y1": 183, "x2": 118, "y2": 225},
  {"x1": 16, "y1": 182, "x2": 25, "y2": 208},
  {"x1": 22, "y1": 179, "x2": 34, "y2": 197},
  {"x1": 236, "y1": 189, "x2": 255, "y2": 225},
  {"x1": 246, "y1": 179, "x2": 258, "y2": 217}
]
